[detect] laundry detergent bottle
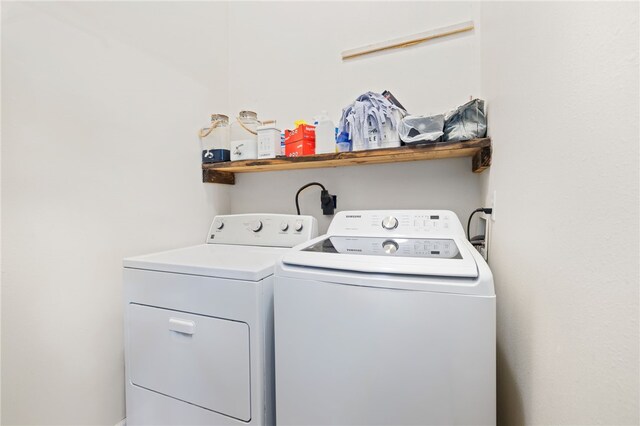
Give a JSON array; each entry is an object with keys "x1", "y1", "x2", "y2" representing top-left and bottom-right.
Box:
[{"x1": 314, "y1": 111, "x2": 336, "y2": 154}]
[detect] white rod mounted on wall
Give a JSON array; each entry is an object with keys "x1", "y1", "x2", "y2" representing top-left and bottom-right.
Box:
[{"x1": 341, "y1": 20, "x2": 475, "y2": 61}]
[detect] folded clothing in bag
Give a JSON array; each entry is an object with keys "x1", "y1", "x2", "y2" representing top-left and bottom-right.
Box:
[
  {"x1": 443, "y1": 99, "x2": 487, "y2": 142},
  {"x1": 398, "y1": 114, "x2": 444, "y2": 144},
  {"x1": 338, "y1": 91, "x2": 403, "y2": 151}
]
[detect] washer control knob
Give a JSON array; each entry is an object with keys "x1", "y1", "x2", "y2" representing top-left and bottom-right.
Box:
[
  {"x1": 381, "y1": 216, "x2": 398, "y2": 230},
  {"x1": 280, "y1": 222, "x2": 289, "y2": 232},
  {"x1": 294, "y1": 220, "x2": 304, "y2": 232},
  {"x1": 382, "y1": 240, "x2": 399, "y2": 254},
  {"x1": 213, "y1": 219, "x2": 224, "y2": 230},
  {"x1": 251, "y1": 220, "x2": 263, "y2": 232}
]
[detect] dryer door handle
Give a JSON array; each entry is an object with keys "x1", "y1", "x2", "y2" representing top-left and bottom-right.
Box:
[{"x1": 168, "y1": 317, "x2": 195, "y2": 335}]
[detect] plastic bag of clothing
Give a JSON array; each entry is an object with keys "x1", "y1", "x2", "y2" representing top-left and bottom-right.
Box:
[
  {"x1": 338, "y1": 92, "x2": 404, "y2": 151},
  {"x1": 443, "y1": 99, "x2": 487, "y2": 142},
  {"x1": 398, "y1": 114, "x2": 444, "y2": 144}
]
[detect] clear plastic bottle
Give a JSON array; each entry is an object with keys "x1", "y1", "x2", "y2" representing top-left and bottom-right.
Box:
[
  {"x1": 314, "y1": 111, "x2": 336, "y2": 154},
  {"x1": 199, "y1": 114, "x2": 230, "y2": 163},
  {"x1": 230, "y1": 110, "x2": 260, "y2": 161}
]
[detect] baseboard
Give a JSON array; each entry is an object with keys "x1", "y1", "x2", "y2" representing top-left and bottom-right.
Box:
[{"x1": 114, "y1": 419, "x2": 126, "y2": 426}]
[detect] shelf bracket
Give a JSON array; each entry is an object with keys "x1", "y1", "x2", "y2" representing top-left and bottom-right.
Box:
[
  {"x1": 203, "y1": 169, "x2": 235, "y2": 185},
  {"x1": 472, "y1": 146, "x2": 492, "y2": 173}
]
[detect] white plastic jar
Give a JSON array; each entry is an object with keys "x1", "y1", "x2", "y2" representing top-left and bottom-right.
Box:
[{"x1": 230, "y1": 111, "x2": 260, "y2": 161}]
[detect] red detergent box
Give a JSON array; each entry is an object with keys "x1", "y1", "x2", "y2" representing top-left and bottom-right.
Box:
[{"x1": 285, "y1": 124, "x2": 315, "y2": 157}]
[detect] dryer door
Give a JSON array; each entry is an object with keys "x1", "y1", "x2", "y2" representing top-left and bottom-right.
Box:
[{"x1": 128, "y1": 303, "x2": 251, "y2": 421}]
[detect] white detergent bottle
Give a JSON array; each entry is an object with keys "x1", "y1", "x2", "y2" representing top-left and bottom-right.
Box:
[{"x1": 314, "y1": 111, "x2": 336, "y2": 154}]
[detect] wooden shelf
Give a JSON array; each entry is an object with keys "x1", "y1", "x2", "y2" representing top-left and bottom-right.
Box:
[{"x1": 202, "y1": 138, "x2": 491, "y2": 185}]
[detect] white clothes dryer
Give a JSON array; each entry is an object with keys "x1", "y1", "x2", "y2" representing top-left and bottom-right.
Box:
[
  {"x1": 274, "y1": 210, "x2": 495, "y2": 425},
  {"x1": 123, "y1": 214, "x2": 317, "y2": 426}
]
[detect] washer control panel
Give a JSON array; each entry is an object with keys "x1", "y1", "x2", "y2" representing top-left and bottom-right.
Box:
[
  {"x1": 207, "y1": 214, "x2": 318, "y2": 247},
  {"x1": 327, "y1": 210, "x2": 465, "y2": 238}
]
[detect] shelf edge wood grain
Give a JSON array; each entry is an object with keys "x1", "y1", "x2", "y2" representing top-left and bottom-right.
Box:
[
  {"x1": 202, "y1": 138, "x2": 491, "y2": 184},
  {"x1": 202, "y1": 169, "x2": 235, "y2": 185}
]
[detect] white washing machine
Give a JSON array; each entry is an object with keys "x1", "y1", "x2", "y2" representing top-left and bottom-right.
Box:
[
  {"x1": 123, "y1": 214, "x2": 317, "y2": 426},
  {"x1": 274, "y1": 210, "x2": 495, "y2": 425}
]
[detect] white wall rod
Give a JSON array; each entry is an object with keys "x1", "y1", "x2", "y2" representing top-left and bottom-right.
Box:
[{"x1": 341, "y1": 20, "x2": 474, "y2": 61}]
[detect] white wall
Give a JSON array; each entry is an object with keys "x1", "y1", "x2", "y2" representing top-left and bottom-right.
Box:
[
  {"x1": 227, "y1": 2, "x2": 483, "y2": 232},
  {"x1": 480, "y1": 2, "x2": 639, "y2": 424},
  {"x1": 0, "y1": 3, "x2": 3, "y2": 420},
  {"x1": 1, "y1": 2, "x2": 228, "y2": 424},
  {"x1": 2, "y1": 2, "x2": 639, "y2": 425}
]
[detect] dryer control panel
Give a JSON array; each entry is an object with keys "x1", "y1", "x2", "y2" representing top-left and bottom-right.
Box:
[
  {"x1": 207, "y1": 214, "x2": 318, "y2": 247},
  {"x1": 327, "y1": 210, "x2": 465, "y2": 238}
]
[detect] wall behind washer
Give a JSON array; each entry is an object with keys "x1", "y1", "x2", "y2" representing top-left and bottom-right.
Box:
[
  {"x1": 227, "y1": 2, "x2": 483, "y2": 232},
  {"x1": 480, "y1": 2, "x2": 639, "y2": 424},
  {"x1": 1, "y1": 2, "x2": 228, "y2": 424}
]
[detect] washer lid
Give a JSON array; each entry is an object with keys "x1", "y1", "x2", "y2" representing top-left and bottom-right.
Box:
[
  {"x1": 123, "y1": 244, "x2": 286, "y2": 281},
  {"x1": 282, "y1": 236, "x2": 478, "y2": 278}
]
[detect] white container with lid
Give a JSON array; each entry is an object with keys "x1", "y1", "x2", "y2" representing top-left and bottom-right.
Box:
[
  {"x1": 257, "y1": 125, "x2": 281, "y2": 159},
  {"x1": 230, "y1": 111, "x2": 260, "y2": 161}
]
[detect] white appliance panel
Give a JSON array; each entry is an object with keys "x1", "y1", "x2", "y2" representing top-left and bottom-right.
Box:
[
  {"x1": 126, "y1": 384, "x2": 242, "y2": 425},
  {"x1": 129, "y1": 304, "x2": 251, "y2": 422},
  {"x1": 207, "y1": 214, "x2": 317, "y2": 247},
  {"x1": 124, "y1": 244, "x2": 286, "y2": 281},
  {"x1": 327, "y1": 210, "x2": 465, "y2": 238},
  {"x1": 273, "y1": 210, "x2": 495, "y2": 425},
  {"x1": 282, "y1": 210, "x2": 478, "y2": 278},
  {"x1": 317, "y1": 236, "x2": 463, "y2": 258},
  {"x1": 124, "y1": 269, "x2": 273, "y2": 425},
  {"x1": 124, "y1": 213, "x2": 317, "y2": 425},
  {"x1": 283, "y1": 236, "x2": 478, "y2": 278},
  {"x1": 275, "y1": 250, "x2": 493, "y2": 296},
  {"x1": 274, "y1": 276, "x2": 496, "y2": 426}
]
